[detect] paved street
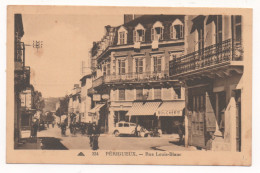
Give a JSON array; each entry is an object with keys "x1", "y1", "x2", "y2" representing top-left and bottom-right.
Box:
[{"x1": 19, "y1": 126, "x2": 193, "y2": 151}]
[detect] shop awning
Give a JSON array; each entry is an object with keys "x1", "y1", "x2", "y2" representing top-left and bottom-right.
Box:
[
  {"x1": 156, "y1": 101, "x2": 185, "y2": 117},
  {"x1": 88, "y1": 104, "x2": 105, "y2": 114},
  {"x1": 127, "y1": 101, "x2": 161, "y2": 116}
]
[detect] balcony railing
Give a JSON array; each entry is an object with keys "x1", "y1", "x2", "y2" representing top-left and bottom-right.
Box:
[
  {"x1": 169, "y1": 39, "x2": 243, "y2": 76},
  {"x1": 92, "y1": 70, "x2": 170, "y2": 88}
]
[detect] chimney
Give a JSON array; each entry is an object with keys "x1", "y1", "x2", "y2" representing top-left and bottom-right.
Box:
[{"x1": 124, "y1": 14, "x2": 134, "y2": 24}]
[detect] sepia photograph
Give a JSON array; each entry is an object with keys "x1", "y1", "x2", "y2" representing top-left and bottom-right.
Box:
[{"x1": 6, "y1": 5, "x2": 252, "y2": 165}]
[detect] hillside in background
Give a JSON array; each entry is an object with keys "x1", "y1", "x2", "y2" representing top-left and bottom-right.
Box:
[{"x1": 43, "y1": 97, "x2": 63, "y2": 112}]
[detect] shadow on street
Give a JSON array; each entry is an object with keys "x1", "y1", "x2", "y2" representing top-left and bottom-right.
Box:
[{"x1": 40, "y1": 137, "x2": 68, "y2": 150}]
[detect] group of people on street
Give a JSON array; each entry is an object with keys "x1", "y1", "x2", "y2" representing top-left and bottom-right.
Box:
[{"x1": 59, "y1": 113, "x2": 100, "y2": 150}]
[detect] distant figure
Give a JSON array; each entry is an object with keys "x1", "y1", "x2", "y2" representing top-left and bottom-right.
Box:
[
  {"x1": 31, "y1": 111, "x2": 40, "y2": 138},
  {"x1": 89, "y1": 123, "x2": 100, "y2": 150},
  {"x1": 135, "y1": 124, "x2": 141, "y2": 137},
  {"x1": 177, "y1": 108, "x2": 185, "y2": 145},
  {"x1": 60, "y1": 115, "x2": 68, "y2": 136}
]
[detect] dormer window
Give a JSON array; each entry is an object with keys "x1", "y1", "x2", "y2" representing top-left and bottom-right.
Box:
[
  {"x1": 170, "y1": 19, "x2": 184, "y2": 39},
  {"x1": 133, "y1": 23, "x2": 145, "y2": 42},
  {"x1": 117, "y1": 26, "x2": 128, "y2": 45},
  {"x1": 151, "y1": 21, "x2": 164, "y2": 41}
]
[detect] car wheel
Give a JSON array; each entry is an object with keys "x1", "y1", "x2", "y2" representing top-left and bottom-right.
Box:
[{"x1": 114, "y1": 130, "x2": 120, "y2": 137}]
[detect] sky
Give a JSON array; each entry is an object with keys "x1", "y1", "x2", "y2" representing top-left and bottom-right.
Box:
[{"x1": 22, "y1": 14, "x2": 123, "y2": 98}]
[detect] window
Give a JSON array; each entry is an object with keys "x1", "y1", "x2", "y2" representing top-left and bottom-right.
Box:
[
  {"x1": 153, "y1": 56, "x2": 162, "y2": 73},
  {"x1": 197, "y1": 26, "x2": 204, "y2": 55},
  {"x1": 119, "y1": 31, "x2": 125, "y2": 44},
  {"x1": 135, "y1": 58, "x2": 143, "y2": 74},
  {"x1": 136, "y1": 89, "x2": 143, "y2": 100},
  {"x1": 215, "y1": 15, "x2": 223, "y2": 44},
  {"x1": 117, "y1": 26, "x2": 128, "y2": 45},
  {"x1": 118, "y1": 59, "x2": 126, "y2": 75},
  {"x1": 124, "y1": 123, "x2": 129, "y2": 127},
  {"x1": 118, "y1": 123, "x2": 123, "y2": 127},
  {"x1": 107, "y1": 63, "x2": 110, "y2": 75},
  {"x1": 119, "y1": 89, "x2": 125, "y2": 101},
  {"x1": 151, "y1": 21, "x2": 164, "y2": 41},
  {"x1": 134, "y1": 29, "x2": 145, "y2": 42},
  {"x1": 171, "y1": 19, "x2": 184, "y2": 40},
  {"x1": 154, "y1": 88, "x2": 161, "y2": 99},
  {"x1": 103, "y1": 64, "x2": 106, "y2": 76},
  {"x1": 233, "y1": 15, "x2": 242, "y2": 43},
  {"x1": 130, "y1": 123, "x2": 136, "y2": 126}
]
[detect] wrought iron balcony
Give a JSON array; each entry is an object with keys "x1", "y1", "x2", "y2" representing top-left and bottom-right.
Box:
[
  {"x1": 92, "y1": 70, "x2": 171, "y2": 88},
  {"x1": 169, "y1": 39, "x2": 243, "y2": 77}
]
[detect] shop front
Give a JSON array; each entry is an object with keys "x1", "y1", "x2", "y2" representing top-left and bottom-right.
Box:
[
  {"x1": 127, "y1": 101, "x2": 161, "y2": 130},
  {"x1": 88, "y1": 103, "x2": 108, "y2": 133},
  {"x1": 156, "y1": 101, "x2": 185, "y2": 134}
]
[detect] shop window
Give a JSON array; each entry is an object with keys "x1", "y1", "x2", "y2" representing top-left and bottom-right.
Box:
[
  {"x1": 154, "y1": 88, "x2": 161, "y2": 100},
  {"x1": 119, "y1": 89, "x2": 125, "y2": 100},
  {"x1": 153, "y1": 56, "x2": 162, "y2": 73}
]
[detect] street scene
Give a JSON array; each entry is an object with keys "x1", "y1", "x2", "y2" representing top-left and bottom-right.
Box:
[{"x1": 14, "y1": 12, "x2": 244, "y2": 152}]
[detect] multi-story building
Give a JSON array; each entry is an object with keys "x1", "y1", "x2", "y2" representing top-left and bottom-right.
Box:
[
  {"x1": 89, "y1": 15, "x2": 186, "y2": 134},
  {"x1": 14, "y1": 14, "x2": 31, "y2": 146},
  {"x1": 68, "y1": 84, "x2": 81, "y2": 124},
  {"x1": 79, "y1": 69, "x2": 93, "y2": 124},
  {"x1": 169, "y1": 15, "x2": 244, "y2": 151}
]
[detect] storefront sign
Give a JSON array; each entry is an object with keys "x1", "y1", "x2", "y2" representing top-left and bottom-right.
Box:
[
  {"x1": 102, "y1": 94, "x2": 109, "y2": 100},
  {"x1": 157, "y1": 110, "x2": 182, "y2": 116},
  {"x1": 93, "y1": 94, "x2": 101, "y2": 101}
]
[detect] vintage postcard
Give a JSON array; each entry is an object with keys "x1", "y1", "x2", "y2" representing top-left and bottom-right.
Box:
[{"x1": 6, "y1": 6, "x2": 252, "y2": 165}]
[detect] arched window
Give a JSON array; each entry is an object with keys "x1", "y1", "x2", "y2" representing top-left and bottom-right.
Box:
[
  {"x1": 170, "y1": 19, "x2": 184, "y2": 40},
  {"x1": 133, "y1": 23, "x2": 145, "y2": 42},
  {"x1": 117, "y1": 26, "x2": 128, "y2": 45},
  {"x1": 151, "y1": 21, "x2": 164, "y2": 41}
]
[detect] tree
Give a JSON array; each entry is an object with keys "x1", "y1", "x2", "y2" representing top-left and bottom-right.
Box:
[
  {"x1": 55, "y1": 95, "x2": 69, "y2": 116},
  {"x1": 32, "y1": 90, "x2": 45, "y2": 111}
]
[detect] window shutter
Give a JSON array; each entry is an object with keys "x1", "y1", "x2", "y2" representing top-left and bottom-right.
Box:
[
  {"x1": 205, "y1": 92, "x2": 216, "y2": 132},
  {"x1": 170, "y1": 26, "x2": 173, "y2": 39},
  {"x1": 160, "y1": 28, "x2": 163, "y2": 40},
  {"x1": 151, "y1": 28, "x2": 154, "y2": 41},
  {"x1": 142, "y1": 30, "x2": 145, "y2": 42},
  {"x1": 180, "y1": 25, "x2": 184, "y2": 38},
  {"x1": 172, "y1": 26, "x2": 177, "y2": 39},
  {"x1": 133, "y1": 30, "x2": 136, "y2": 42}
]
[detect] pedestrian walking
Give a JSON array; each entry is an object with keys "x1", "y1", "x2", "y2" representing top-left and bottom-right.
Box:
[
  {"x1": 31, "y1": 111, "x2": 40, "y2": 138},
  {"x1": 89, "y1": 123, "x2": 100, "y2": 150},
  {"x1": 177, "y1": 108, "x2": 185, "y2": 145},
  {"x1": 60, "y1": 114, "x2": 68, "y2": 136}
]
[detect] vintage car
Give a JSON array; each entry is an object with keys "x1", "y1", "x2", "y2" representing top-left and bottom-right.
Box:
[{"x1": 113, "y1": 121, "x2": 137, "y2": 137}]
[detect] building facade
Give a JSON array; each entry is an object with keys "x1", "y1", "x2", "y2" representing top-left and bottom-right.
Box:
[
  {"x1": 14, "y1": 14, "x2": 31, "y2": 146},
  {"x1": 89, "y1": 15, "x2": 186, "y2": 134},
  {"x1": 169, "y1": 15, "x2": 244, "y2": 151},
  {"x1": 68, "y1": 84, "x2": 81, "y2": 124}
]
